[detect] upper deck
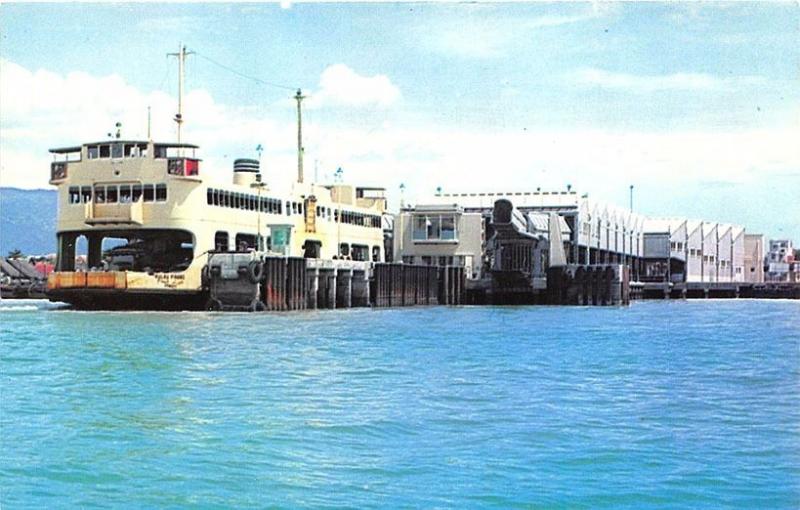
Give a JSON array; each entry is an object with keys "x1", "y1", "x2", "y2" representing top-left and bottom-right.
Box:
[
  {"x1": 49, "y1": 140, "x2": 202, "y2": 186},
  {"x1": 48, "y1": 138, "x2": 388, "y2": 259}
]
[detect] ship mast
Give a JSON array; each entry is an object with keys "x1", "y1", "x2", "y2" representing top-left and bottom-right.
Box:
[
  {"x1": 168, "y1": 44, "x2": 194, "y2": 143},
  {"x1": 295, "y1": 89, "x2": 306, "y2": 184}
]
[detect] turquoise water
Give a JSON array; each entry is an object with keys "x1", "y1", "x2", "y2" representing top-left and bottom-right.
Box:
[{"x1": 1, "y1": 300, "x2": 799, "y2": 508}]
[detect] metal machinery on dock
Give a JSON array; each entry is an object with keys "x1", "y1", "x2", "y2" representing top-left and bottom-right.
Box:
[{"x1": 486, "y1": 199, "x2": 630, "y2": 306}]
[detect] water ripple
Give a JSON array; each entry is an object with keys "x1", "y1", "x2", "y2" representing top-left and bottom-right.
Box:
[{"x1": 1, "y1": 300, "x2": 799, "y2": 508}]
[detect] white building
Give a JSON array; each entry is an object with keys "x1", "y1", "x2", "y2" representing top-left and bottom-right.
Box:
[
  {"x1": 744, "y1": 234, "x2": 765, "y2": 283},
  {"x1": 643, "y1": 218, "x2": 747, "y2": 283},
  {"x1": 425, "y1": 190, "x2": 646, "y2": 275},
  {"x1": 393, "y1": 204, "x2": 484, "y2": 279}
]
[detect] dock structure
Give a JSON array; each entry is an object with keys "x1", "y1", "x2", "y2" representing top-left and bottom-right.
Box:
[
  {"x1": 304, "y1": 258, "x2": 370, "y2": 310},
  {"x1": 261, "y1": 256, "x2": 307, "y2": 311},
  {"x1": 546, "y1": 264, "x2": 631, "y2": 306},
  {"x1": 203, "y1": 255, "x2": 465, "y2": 312},
  {"x1": 639, "y1": 280, "x2": 800, "y2": 300}
]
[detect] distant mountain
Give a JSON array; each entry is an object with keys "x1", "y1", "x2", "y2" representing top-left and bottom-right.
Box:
[{"x1": 0, "y1": 187, "x2": 57, "y2": 256}]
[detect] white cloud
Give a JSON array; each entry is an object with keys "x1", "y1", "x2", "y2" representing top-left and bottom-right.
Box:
[
  {"x1": 0, "y1": 58, "x2": 295, "y2": 189},
  {"x1": 1, "y1": 58, "x2": 797, "y2": 234},
  {"x1": 574, "y1": 67, "x2": 765, "y2": 92},
  {"x1": 309, "y1": 64, "x2": 400, "y2": 108},
  {"x1": 298, "y1": 123, "x2": 799, "y2": 214}
]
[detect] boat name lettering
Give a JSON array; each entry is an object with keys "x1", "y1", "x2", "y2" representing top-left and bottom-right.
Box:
[{"x1": 154, "y1": 273, "x2": 185, "y2": 288}]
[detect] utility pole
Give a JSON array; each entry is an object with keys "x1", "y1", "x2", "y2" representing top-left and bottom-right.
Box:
[
  {"x1": 295, "y1": 89, "x2": 306, "y2": 183},
  {"x1": 168, "y1": 44, "x2": 194, "y2": 143},
  {"x1": 147, "y1": 106, "x2": 151, "y2": 140}
]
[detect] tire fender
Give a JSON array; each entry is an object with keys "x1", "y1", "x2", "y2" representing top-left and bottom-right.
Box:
[{"x1": 247, "y1": 260, "x2": 264, "y2": 283}]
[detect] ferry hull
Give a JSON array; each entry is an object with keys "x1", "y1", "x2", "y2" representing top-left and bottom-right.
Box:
[{"x1": 47, "y1": 288, "x2": 207, "y2": 311}]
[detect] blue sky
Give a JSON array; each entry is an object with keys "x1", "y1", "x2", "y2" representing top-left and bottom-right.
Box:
[{"x1": 1, "y1": 2, "x2": 798, "y2": 240}]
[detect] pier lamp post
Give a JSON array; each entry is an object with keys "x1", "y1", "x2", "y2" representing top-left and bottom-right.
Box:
[
  {"x1": 256, "y1": 144, "x2": 265, "y2": 251},
  {"x1": 399, "y1": 183, "x2": 406, "y2": 209},
  {"x1": 335, "y1": 167, "x2": 343, "y2": 255},
  {"x1": 629, "y1": 185, "x2": 634, "y2": 211}
]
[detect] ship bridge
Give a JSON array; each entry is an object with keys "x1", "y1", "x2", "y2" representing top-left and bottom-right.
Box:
[{"x1": 49, "y1": 140, "x2": 202, "y2": 184}]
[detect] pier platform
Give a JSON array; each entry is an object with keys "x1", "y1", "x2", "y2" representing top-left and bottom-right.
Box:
[{"x1": 204, "y1": 255, "x2": 465, "y2": 312}]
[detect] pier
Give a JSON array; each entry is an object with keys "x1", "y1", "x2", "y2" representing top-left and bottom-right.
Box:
[
  {"x1": 640, "y1": 281, "x2": 800, "y2": 300},
  {"x1": 201, "y1": 255, "x2": 466, "y2": 312}
]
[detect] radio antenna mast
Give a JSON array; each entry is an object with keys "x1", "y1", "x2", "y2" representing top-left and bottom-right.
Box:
[{"x1": 168, "y1": 44, "x2": 194, "y2": 143}]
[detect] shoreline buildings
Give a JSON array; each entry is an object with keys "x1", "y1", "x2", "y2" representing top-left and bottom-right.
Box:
[
  {"x1": 766, "y1": 239, "x2": 798, "y2": 283},
  {"x1": 394, "y1": 189, "x2": 766, "y2": 286}
]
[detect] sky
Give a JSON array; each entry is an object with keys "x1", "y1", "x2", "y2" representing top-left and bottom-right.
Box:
[{"x1": 1, "y1": 2, "x2": 798, "y2": 241}]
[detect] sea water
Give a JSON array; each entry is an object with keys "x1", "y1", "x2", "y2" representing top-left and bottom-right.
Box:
[{"x1": 1, "y1": 300, "x2": 798, "y2": 508}]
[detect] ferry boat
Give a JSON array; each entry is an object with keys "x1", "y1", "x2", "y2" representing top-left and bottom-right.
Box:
[{"x1": 46, "y1": 136, "x2": 387, "y2": 309}]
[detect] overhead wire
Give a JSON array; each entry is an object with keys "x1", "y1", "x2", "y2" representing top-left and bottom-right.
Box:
[
  {"x1": 189, "y1": 48, "x2": 314, "y2": 175},
  {"x1": 193, "y1": 51, "x2": 298, "y2": 92},
  {"x1": 156, "y1": 55, "x2": 172, "y2": 94}
]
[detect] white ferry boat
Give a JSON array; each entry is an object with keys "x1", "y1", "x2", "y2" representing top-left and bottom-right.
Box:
[{"x1": 46, "y1": 137, "x2": 387, "y2": 309}]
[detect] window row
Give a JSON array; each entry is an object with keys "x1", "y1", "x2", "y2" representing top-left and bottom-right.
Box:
[
  {"x1": 87, "y1": 143, "x2": 149, "y2": 160},
  {"x1": 412, "y1": 215, "x2": 457, "y2": 241},
  {"x1": 85, "y1": 143, "x2": 191, "y2": 160},
  {"x1": 401, "y1": 255, "x2": 463, "y2": 266},
  {"x1": 335, "y1": 209, "x2": 382, "y2": 229},
  {"x1": 206, "y1": 188, "x2": 381, "y2": 228},
  {"x1": 207, "y1": 188, "x2": 285, "y2": 215},
  {"x1": 68, "y1": 184, "x2": 167, "y2": 204}
]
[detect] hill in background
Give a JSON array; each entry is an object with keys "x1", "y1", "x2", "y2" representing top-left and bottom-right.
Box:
[{"x1": 0, "y1": 187, "x2": 57, "y2": 256}]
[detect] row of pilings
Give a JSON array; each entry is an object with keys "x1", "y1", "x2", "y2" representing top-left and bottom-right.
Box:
[
  {"x1": 371, "y1": 264, "x2": 466, "y2": 307},
  {"x1": 261, "y1": 257, "x2": 306, "y2": 311},
  {"x1": 205, "y1": 256, "x2": 466, "y2": 311},
  {"x1": 546, "y1": 264, "x2": 630, "y2": 306}
]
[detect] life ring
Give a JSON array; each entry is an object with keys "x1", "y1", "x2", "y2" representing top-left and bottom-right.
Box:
[
  {"x1": 205, "y1": 298, "x2": 223, "y2": 311},
  {"x1": 247, "y1": 260, "x2": 264, "y2": 283}
]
